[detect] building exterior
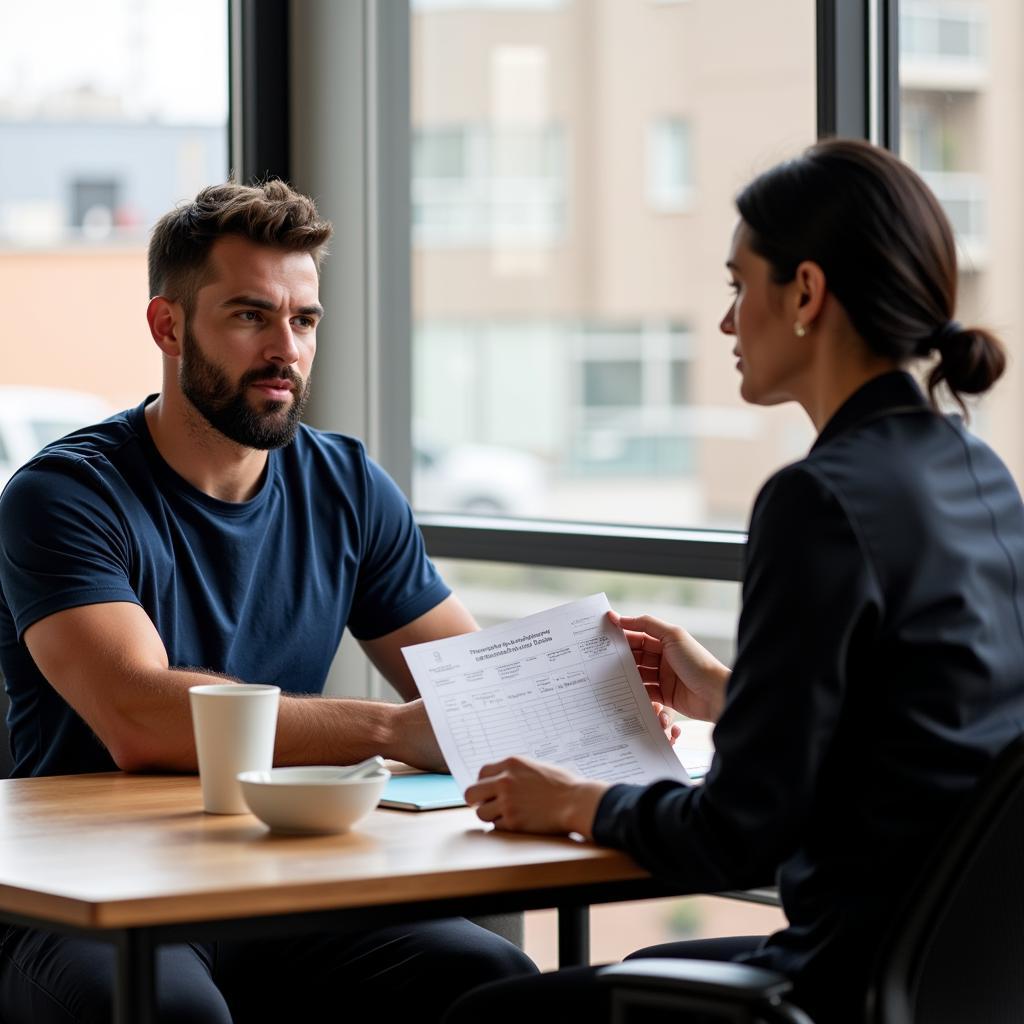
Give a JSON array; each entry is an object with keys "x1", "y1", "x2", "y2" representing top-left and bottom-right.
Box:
[{"x1": 411, "y1": 0, "x2": 1022, "y2": 528}]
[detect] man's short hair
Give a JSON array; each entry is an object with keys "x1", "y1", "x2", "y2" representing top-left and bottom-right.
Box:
[{"x1": 147, "y1": 179, "x2": 333, "y2": 313}]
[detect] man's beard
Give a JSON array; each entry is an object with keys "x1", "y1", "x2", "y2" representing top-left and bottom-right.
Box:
[{"x1": 179, "y1": 322, "x2": 310, "y2": 450}]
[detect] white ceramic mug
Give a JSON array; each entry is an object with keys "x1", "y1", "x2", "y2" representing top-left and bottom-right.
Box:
[{"x1": 189, "y1": 683, "x2": 281, "y2": 814}]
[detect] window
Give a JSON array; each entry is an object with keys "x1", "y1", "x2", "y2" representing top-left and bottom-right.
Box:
[
  {"x1": 70, "y1": 179, "x2": 120, "y2": 237},
  {"x1": 900, "y1": 0, "x2": 1024, "y2": 488},
  {"x1": 647, "y1": 118, "x2": 693, "y2": 211},
  {"x1": 902, "y1": 1, "x2": 986, "y2": 62},
  {"x1": 411, "y1": 0, "x2": 816, "y2": 530},
  {"x1": 0, "y1": 0, "x2": 229, "y2": 416},
  {"x1": 413, "y1": 0, "x2": 563, "y2": 10},
  {"x1": 583, "y1": 361, "x2": 644, "y2": 407},
  {"x1": 413, "y1": 123, "x2": 567, "y2": 246}
]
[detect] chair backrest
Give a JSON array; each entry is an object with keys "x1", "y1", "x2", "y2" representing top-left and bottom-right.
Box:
[
  {"x1": 870, "y1": 733, "x2": 1024, "y2": 1024},
  {"x1": 0, "y1": 681, "x2": 10, "y2": 778}
]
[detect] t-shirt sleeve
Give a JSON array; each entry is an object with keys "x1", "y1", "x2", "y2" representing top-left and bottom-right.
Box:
[
  {"x1": 592, "y1": 463, "x2": 883, "y2": 891},
  {"x1": 345, "y1": 455, "x2": 451, "y2": 640},
  {"x1": 0, "y1": 457, "x2": 141, "y2": 640}
]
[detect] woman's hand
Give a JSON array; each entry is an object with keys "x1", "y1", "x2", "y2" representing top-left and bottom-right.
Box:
[
  {"x1": 652, "y1": 700, "x2": 683, "y2": 745},
  {"x1": 464, "y1": 756, "x2": 610, "y2": 838},
  {"x1": 610, "y1": 610, "x2": 730, "y2": 723}
]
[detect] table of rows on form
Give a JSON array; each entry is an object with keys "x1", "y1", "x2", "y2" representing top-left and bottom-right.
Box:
[{"x1": 443, "y1": 656, "x2": 651, "y2": 779}]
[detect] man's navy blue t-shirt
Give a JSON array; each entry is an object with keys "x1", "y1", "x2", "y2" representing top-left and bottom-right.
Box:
[{"x1": 0, "y1": 398, "x2": 450, "y2": 777}]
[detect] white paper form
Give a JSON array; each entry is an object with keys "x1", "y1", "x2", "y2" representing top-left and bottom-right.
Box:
[{"x1": 402, "y1": 593, "x2": 691, "y2": 791}]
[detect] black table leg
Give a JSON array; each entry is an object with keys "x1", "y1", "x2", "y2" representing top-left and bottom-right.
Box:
[
  {"x1": 114, "y1": 928, "x2": 157, "y2": 1024},
  {"x1": 557, "y1": 904, "x2": 590, "y2": 967}
]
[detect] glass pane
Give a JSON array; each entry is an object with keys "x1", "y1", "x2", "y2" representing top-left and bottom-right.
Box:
[
  {"x1": 0, "y1": 0, "x2": 229, "y2": 488},
  {"x1": 583, "y1": 362, "x2": 643, "y2": 407},
  {"x1": 411, "y1": 0, "x2": 817, "y2": 529},
  {"x1": 899, "y1": 0, "x2": 1021, "y2": 490},
  {"x1": 648, "y1": 118, "x2": 693, "y2": 210}
]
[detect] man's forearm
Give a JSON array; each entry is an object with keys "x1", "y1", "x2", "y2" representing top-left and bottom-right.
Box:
[
  {"x1": 108, "y1": 668, "x2": 429, "y2": 773},
  {"x1": 275, "y1": 694, "x2": 401, "y2": 765}
]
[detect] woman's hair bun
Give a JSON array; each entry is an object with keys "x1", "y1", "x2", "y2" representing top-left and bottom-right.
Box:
[{"x1": 928, "y1": 325, "x2": 1006, "y2": 398}]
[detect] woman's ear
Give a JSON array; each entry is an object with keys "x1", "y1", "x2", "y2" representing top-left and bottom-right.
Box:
[
  {"x1": 147, "y1": 297, "x2": 184, "y2": 357},
  {"x1": 793, "y1": 260, "x2": 826, "y2": 333}
]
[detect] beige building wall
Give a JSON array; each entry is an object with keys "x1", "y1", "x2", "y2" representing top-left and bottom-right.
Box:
[
  {"x1": 973, "y1": 0, "x2": 1024, "y2": 480},
  {"x1": 0, "y1": 249, "x2": 157, "y2": 409}
]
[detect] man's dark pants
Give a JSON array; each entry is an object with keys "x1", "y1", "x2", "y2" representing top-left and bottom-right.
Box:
[{"x1": 0, "y1": 917, "x2": 537, "y2": 1023}]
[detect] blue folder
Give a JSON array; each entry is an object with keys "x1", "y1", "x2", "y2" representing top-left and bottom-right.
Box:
[{"x1": 379, "y1": 773, "x2": 466, "y2": 811}]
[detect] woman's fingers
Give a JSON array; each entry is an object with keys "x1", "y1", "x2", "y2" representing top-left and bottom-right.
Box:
[
  {"x1": 620, "y1": 627, "x2": 664, "y2": 655},
  {"x1": 614, "y1": 612, "x2": 684, "y2": 644}
]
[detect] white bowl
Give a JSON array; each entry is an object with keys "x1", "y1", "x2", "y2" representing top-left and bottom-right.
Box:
[{"x1": 237, "y1": 766, "x2": 390, "y2": 835}]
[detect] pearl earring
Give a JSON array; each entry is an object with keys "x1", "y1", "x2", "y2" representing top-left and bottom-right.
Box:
[{"x1": 794, "y1": 322, "x2": 806, "y2": 338}]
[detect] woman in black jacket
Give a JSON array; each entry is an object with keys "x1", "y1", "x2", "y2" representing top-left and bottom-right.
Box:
[{"x1": 447, "y1": 139, "x2": 1024, "y2": 1024}]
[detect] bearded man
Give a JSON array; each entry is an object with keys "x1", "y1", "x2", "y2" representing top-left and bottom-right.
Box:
[{"x1": 0, "y1": 180, "x2": 535, "y2": 1023}]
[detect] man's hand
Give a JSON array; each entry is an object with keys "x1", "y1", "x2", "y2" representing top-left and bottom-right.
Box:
[
  {"x1": 610, "y1": 609, "x2": 730, "y2": 724},
  {"x1": 464, "y1": 756, "x2": 610, "y2": 839},
  {"x1": 384, "y1": 699, "x2": 449, "y2": 773}
]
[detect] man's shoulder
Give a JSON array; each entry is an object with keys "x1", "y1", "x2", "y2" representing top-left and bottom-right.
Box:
[
  {"x1": 2, "y1": 404, "x2": 145, "y2": 499},
  {"x1": 27, "y1": 402, "x2": 141, "y2": 461},
  {"x1": 285, "y1": 424, "x2": 390, "y2": 489},
  {"x1": 290, "y1": 423, "x2": 368, "y2": 461},
  {"x1": 282, "y1": 425, "x2": 414, "y2": 521},
  {"x1": 0, "y1": 403, "x2": 151, "y2": 528}
]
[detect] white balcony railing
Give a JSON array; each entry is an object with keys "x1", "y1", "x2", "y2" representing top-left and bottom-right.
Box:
[
  {"x1": 901, "y1": 1, "x2": 988, "y2": 91},
  {"x1": 413, "y1": 178, "x2": 566, "y2": 247},
  {"x1": 922, "y1": 170, "x2": 988, "y2": 270}
]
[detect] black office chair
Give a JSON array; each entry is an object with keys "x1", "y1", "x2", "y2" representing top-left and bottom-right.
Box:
[
  {"x1": 0, "y1": 681, "x2": 11, "y2": 778},
  {"x1": 599, "y1": 733, "x2": 1024, "y2": 1023}
]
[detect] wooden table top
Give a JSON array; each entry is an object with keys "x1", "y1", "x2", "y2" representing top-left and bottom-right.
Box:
[{"x1": 0, "y1": 773, "x2": 649, "y2": 930}]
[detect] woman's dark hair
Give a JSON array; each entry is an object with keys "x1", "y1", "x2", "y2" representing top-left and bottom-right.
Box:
[{"x1": 735, "y1": 138, "x2": 1005, "y2": 407}]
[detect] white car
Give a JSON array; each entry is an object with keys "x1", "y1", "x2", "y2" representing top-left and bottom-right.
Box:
[
  {"x1": 413, "y1": 439, "x2": 547, "y2": 518},
  {"x1": 0, "y1": 387, "x2": 115, "y2": 492}
]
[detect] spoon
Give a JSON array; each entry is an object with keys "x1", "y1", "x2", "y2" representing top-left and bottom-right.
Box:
[{"x1": 337, "y1": 755, "x2": 386, "y2": 779}]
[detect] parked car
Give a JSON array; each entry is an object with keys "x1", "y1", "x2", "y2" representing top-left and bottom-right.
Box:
[
  {"x1": 413, "y1": 438, "x2": 547, "y2": 518},
  {"x1": 0, "y1": 387, "x2": 115, "y2": 492}
]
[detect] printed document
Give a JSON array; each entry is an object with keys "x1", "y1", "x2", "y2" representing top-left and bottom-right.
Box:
[{"x1": 402, "y1": 593, "x2": 692, "y2": 791}]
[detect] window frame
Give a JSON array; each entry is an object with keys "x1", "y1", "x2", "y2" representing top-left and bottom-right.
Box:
[{"x1": 231, "y1": 0, "x2": 899, "y2": 690}]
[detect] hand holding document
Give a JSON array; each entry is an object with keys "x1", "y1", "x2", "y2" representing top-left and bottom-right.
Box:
[{"x1": 401, "y1": 593, "x2": 692, "y2": 791}]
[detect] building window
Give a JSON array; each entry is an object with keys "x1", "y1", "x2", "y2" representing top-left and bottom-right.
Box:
[
  {"x1": 413, "y1": 0, "x2": 562, "y2": 9},
  {"x1": 583, "y1": 361, "x2": 644, "y2": 408},
  {"x1": 902, "y1": 1, "x2": 986, "y2": 61},
  {"x1": 900, "y1": 1, "x2": 988, "y2": 90},
  {"x1": 647, "y1": 118, "x2": 693, "y2": 212},
  {"x1": 413, "y1": 124, "x2": 567, "y2": 246},
  {"x1": 70, "y1": 178, "x2": 120, "y2": 239}
]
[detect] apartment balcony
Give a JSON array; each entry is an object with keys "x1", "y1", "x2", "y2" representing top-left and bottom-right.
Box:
[
  {"x1": 900, "y1": 2, "x2": 988, "y2": 92},
  {"x1": 922, "y1": 170, "x2": 988, "y2": 270},
  {"x1": 413, "y1": 179, "x2": 566, "y2": 247}
]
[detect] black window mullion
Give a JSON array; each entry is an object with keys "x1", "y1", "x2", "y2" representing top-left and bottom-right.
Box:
[
  {"x1": 230, "y1": 0, "x2": 290, "y2": 184},
  {"x1": 879, "y1": 0, "x2": 901, "y2": 151},
  {"x1": 817, "y1": 0, "x2": 870, "y2": 140}
]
